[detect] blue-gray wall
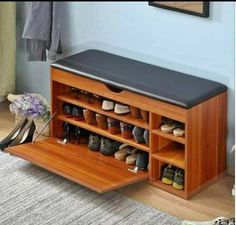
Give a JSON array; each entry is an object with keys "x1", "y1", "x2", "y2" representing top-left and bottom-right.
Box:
[{"x1": 16, "y1": 2, "x2": 235, "y2": 172}]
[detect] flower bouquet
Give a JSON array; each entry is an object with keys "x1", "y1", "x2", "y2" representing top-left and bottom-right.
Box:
[{"x1": 9, "y1": 93, "x2": 50, "y2": 136}]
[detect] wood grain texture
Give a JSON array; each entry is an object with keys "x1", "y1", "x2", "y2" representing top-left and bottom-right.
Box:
[
  {"x1": 57, "y1": 94, "x2": 149, "y2": 129},
  {"x1": 57, "y1": 115, "x2": 149, "y2": 152},
  {"x1": 7, "y1": 138, "x2": 148, "y2": 193},
  {"x1": 185, "y1": 92, "x2": 227, "y2": 198},
  {"x1": 51, "y1": 68, "x2": 187, "y2": 123}
]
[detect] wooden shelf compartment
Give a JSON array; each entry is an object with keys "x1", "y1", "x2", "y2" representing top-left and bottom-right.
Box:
[
  {"x1": 150, "y1": 180, "x2": 186, "y2": 199},
  {"x1": 152, "y1": 129, "x2": 185, "y2": 144},
  {"x1": 57, "y1": 114, "x2": 150, "y2": 152},
  {"x1": 152, "y1": 142, "x2": 185, "y2": 169},
  {"x1": 57, "y1": 94, "x2": 149, "y2": 130},
  {"x1": 7, "y1": 138, "x2": 148, "y2": 193}
]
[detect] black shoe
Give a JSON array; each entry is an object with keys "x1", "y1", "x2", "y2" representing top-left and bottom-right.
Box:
[
  {"x1": 143, "y1": 129, "x2": 149, "y2": 146},
  {"x1": 0, "y1": 117, "x2": 28, "y2": 151},
  {"x1": 62, "y1": 122, "x2": 75, "y2": 141},
  {"x1": 88, "y1": 134, "x2": 100, "y2": 151},
  {"x1": 75, "y1": 127, "x2": 90, "y2": 144},
  {"x1": 100, "y1": 138, "x2": 121, "y2": 156},
  {"x1": 63, "y1": 103, "x2": 73, "y2": 118},
  {"x1": 8, "y1": 119, "x2": 36, "y2": 148},
  {"x1": 136, "y1": 151, "x2": 149, "y2": 170},
  {"x1": 132, "y1": 126, "x2": 145, "y2": 143},
  {"x1": 72, "y1": 106, "x2": 84, "y2": 121}
]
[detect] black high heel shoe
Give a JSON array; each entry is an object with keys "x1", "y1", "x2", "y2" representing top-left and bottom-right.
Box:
[
  {"x1": 0, "y1": 117, "x2": 28, "y2": 151},
  {"x1": 8, "y1": 118, "x2": 36, "y2": 148}
]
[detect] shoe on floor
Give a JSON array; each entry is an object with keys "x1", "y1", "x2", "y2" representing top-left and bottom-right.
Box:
[
  {"x1": 173, "y1": 169, "x2": 184, "y2": 190},
  {"x1": 181, "y1": 217, "x2": 229, "y2": 225},
  {"x1": 162, "y1": 165, "x2": 175, "y2": 185},
  {"x1": 88, "y1": 134, "x2": 100, "y2": 151},
  {"x1": 102, "y1": 99, "x2": 115, "y2": 111},
  {"x1": 114, "y1": 103, "x2": 130, "y2": 115}
]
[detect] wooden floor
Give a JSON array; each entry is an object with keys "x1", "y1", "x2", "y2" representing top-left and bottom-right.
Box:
[{"x1": 0, "y1": 101, "x2": 234, "y2": 221}]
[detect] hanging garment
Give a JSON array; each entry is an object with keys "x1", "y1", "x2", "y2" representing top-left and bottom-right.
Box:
[
  {"x1": 22, "y1": 2, "x2": 62, "y2": 61},
  {"x1": 0, "y1": 2, "x2": 16, "y2": 98}
]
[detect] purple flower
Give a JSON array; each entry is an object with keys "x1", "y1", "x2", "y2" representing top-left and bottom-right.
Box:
[{"x1": 9, "y1": 93, "x2": 50, "y2": 121}]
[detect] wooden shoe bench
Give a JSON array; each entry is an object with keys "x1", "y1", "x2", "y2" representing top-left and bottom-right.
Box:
[{"x1": 7, "y1": 50, "x2": 227, "y2": 199}]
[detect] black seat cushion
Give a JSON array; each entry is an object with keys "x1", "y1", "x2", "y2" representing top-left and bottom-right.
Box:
[{"x1": 51, "y1": 49, "x2": 227, "y2": 109}]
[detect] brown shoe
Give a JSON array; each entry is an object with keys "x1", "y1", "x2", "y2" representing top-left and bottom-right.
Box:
[
  {"x1": 96, "y1": 113, "x2": 108, "y2": 130},
  {"x1": 130, "y1": 106, "x2": 142, "y2": 119},
  {"x1": 140, "y1": 110, "x2": 149, "y2": 122},
  {"x1": 83, "y1": 109, "x2": 96, "y2": 125},
  {"x1": 107, "y1": 118, "x2": 120, "y2": 134},
  {"x1": 120, "y1": 122, "x2": 133, "y2": 139}
]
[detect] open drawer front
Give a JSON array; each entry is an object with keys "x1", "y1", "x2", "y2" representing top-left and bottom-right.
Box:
[{"x1": 6, "y1": 138, "x2": 148, "y2": 193}]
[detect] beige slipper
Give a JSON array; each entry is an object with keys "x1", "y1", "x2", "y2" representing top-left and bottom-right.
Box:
[
  {"x1": 115, "y1": 146, "x2": 132, "y2": 161},
  {"x1": 173, "y1": 128, "x2": 185, "y2": 137},
  {"x1": 160, "y1": 124, "x2": 175, "y2": 133},
  {"x1": 126, "y1": 148, "x2": 139, "y2": 165}
]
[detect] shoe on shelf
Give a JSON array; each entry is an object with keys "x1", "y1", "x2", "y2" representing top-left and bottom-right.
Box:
[
  {"x1": 102, "y1": 99, "x2": 114, "y2": 111},
  {"x1": 100, "y1": 137, "x2": 121, "y2": 156},
  {"x1": 107, "y1": 118, "x2": 120, "y2": 135},
  {"x1": 126, "y1": 148, "x2": 139, "y2": 165},
  {"x1": 114, "y1": 103, "x2": 130, "y2": 115},
  {"x1": 181, "y1": 217, "x2": 230, "y2": 225},
  {"x1": 62, "y1": 122, "x2": 75, "y2": 141},
  {"x1": 74, "y1": 127, "x2": 90, "y2": 144},
  {"x1": 135, "y1": 151, "x2": 149, "y2": 170},
  {"x1": 132, "y1": 126, "x2": 145, "y2": 143},
  {"x1": 130, "y1": 106, "x2": 142, "y2": 119},
  {"x1": 63, "y1": 103, "x2": 73, "y2": 118},
  {"x1": 173, "y1": 128, "x2": 185, "y2": 137},
  {"x1": 0, "y1": 117, "x2": 28, "y2": 151},
  {"x1": 161, "y1": 165, "x2": 175, "y2": 185},
  {"x1": 143, "y1": 129, "x2": 149, "y2": 146},
  {"x1": 8, "y1": 118, "x2": 36, "y2": 148},
  {"x1": 160, "y1": 123, "x2": 176, "y2": 134},
  {"x1": 83, "y1": 109, "x2": 97, "y2": 125},
  {"x1": 114, "y1": 145, "x2": 132, "y2": 161},
  {"x1": 173, "y1": 169, "x2": 184, "y2": 190},
  {"x1": 72, "y1": 106, "x2": 84, "y2": 121},
  {"x1": 96, "y1": 113, "x2": 108, "y2": 130},
  {"x1": 88, "y1": 134, "x2": 100, "y2": 151},
  {"x1": 120, "y1": 122, "x2": 133, "y2": 139},
  {"x1": 140, "y1": 109, "x2": 149, "y2": 123}
]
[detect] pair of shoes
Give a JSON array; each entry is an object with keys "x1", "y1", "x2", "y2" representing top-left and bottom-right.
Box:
[
  {"x1": 114, "y1": 144, "x2": 138, "y2": 164},
  {"x1": 181, "y1": 217, "x2": 235, "y2": 225},
  {"x1": 115, "y1": 144, "x2": 149, "y2": 169},
  {"x1": 132, "y1": 126, "x2": 149, "y2": 146},
  {"x1": 0, "y1": 117, "x2": 36, "y2": 151},
  {"x1": 88, "y1": 134, "x2": 121, "y2": 155},
  {"x1": 102, "y1": 100, "x2": 130, "y2": 115},
  {"x1": 160, "y1": 117, "x2": 185, "y2": 137},
  {"x1": 62, "y1": 123, "x2": 89, "y2": 144},
  {"x1": 63, "y1": 104, "x2": 84, "y2": 120},
  {"x1": 162, "y1": 165, "x2": 184, "y2": 190}
]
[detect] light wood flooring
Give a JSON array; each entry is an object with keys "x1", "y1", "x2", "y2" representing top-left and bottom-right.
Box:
[{"x1": 0, "y1": 101, "x2": 234, "y2": 221}]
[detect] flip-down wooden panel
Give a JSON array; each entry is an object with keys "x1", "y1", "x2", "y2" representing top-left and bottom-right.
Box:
[{"x1": 7, "y1": 138, "x2": 148, "y2": 193}]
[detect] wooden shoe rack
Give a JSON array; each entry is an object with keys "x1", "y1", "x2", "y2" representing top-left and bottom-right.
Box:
[{"x1": 7, "y1": 67, "x2": 227, "y2": 199}]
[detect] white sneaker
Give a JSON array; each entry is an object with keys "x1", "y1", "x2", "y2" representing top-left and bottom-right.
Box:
[
  {"x1": 114, "y1": 103, "x2": 130, "y2": 115},
  {"x1": 182, "y1": 217, "x2": 227, "y2": 225},
  {"x1": 102, "y1": 100, "x2": 114, "y2": 111}
]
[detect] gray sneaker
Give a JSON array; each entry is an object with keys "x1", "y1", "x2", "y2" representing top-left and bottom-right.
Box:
[
  {"x1": 132, "y1": 126, "x2": 145, "y2": 143},
  {"x1": 100, "y1": 138, "x2": 121, "y2": 156}
]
